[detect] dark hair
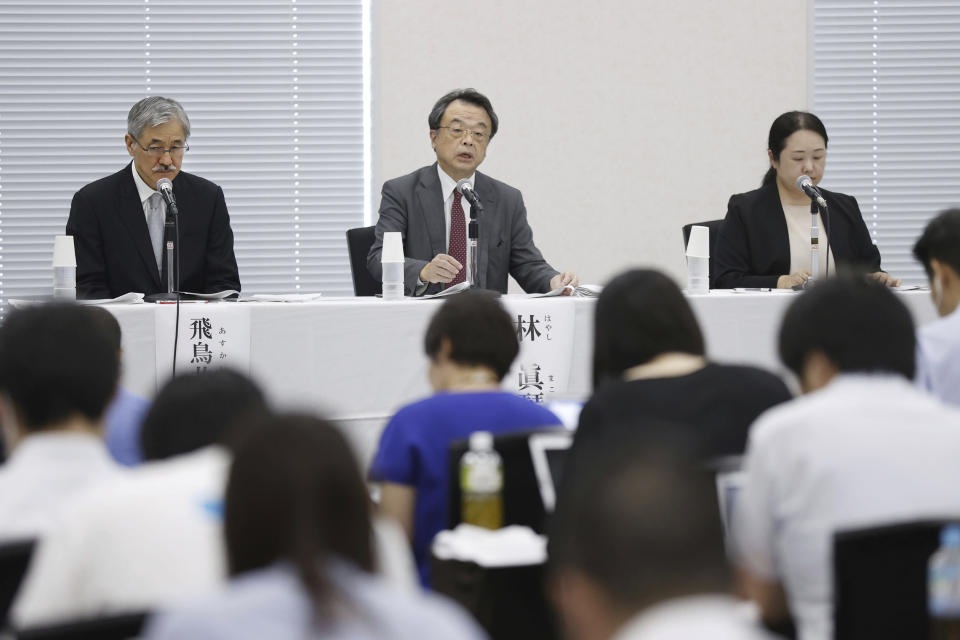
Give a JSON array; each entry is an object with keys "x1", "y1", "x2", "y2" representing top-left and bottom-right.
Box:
[
  {"x1": 548, "y1": 431, "x2": 729, "y2": 611},
  {"x1": 140, "y1": 369, "x2": 268, "y2": 461},
  {"x1": 762, "y1": 111, "x2": 829, "y2": 186},
  {"x1": 84, "y1": 306, "x2": 122, "y2": 353},
  {"x1": 779, "y1": 276, "x2": 915, "y2": 379},
  {"x1": 424, "y1": 290, "x2": 519, "y2": 380},
  {"x1": 913, "y1": 208, "x2": 960, "y2": 279},
  {"x1": 225, "y1": 413, "x2": 374, "y2": 617},
  {"x1": 428, "y1": 88, "x2": 499, "y2": 139},
  {"x1": 592, "y1": 269, "x2": 704, "y2": 387},
  {"x1": 0, "y1": 304, "x2": 119, "y2": 430}
]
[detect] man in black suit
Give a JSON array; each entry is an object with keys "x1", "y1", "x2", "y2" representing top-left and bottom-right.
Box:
[
  {"x1": 366, "y1": 88, "x2": 577, "y2": 295},
  {"x1": 66, "y1": 97, "x2": 240, "y2": 299}
]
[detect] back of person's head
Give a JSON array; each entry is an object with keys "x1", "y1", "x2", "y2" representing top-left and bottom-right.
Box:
[
  {"x1": 0, "y1": 304, "x2": 119, "y2": 432},
  {"x1": 549, "y1": 430, "x2": 728, "y2": 619},
  {"x1": 84, "y1": 306, "x2": 123, "y2": 353},
  {"x1": 779, "y1": 276, "x2": 915, "y2": 380},
  {"x1": 225, "y1": 413, "x2": 374, "y2": 615},
  {"x1": 140, "y1": 369, "x2": 268, "y2": 461},
  {"x1": 592, "y1": 269, "x2": 704, "y2": 387},
  {"x1": 913, "y1": 208, "x2": 960, "y2": 279},
  {"x1": 763, "y1": 110, "x2": 829, "y2": 186},
  {"x1": 424, "y1": 290, "x2": 519, "y2": 380}
]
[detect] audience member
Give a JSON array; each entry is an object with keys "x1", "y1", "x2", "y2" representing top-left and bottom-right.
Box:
[
  {"x1": 145, "y1": 414, "x2": 486, "y2": 640},
  {"x1": 735, "y1": 277, "x2": 960, "y2": 640},
  {"x1": 549, "y1": 431, "x2": 778, "y2": 640},
  {"x1": 574, "y1": 269, "x2": 791, "y2": 461},
  {"x1": 0, "y1": 304, "x2": 121, "y2": 541},
  {"x1": 369, "y1": 290, "x2": 562, "y2": 586},
  {"x1": 86, "y1": 307, "x2": 151, "y2": 466},
  {"x1": 912, "y1": 208, "x2": 960, "y2": 407}
]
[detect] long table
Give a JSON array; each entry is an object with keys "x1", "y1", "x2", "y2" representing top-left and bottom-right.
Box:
[{"x1": 109, "y1": 289, "x2": 938, "y2": 465}]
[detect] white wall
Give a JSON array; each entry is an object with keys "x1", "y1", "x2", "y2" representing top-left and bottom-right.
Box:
[{"x1": 372, "y1": 0, "x2": 809, "y2": 288}]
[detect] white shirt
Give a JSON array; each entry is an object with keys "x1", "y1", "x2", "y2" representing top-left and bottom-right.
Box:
[
  {"x1": 916, "y1": 305, "x2": 960, "y2": 407},
  {"x1": 735, "y1": 374, "x2": 960, "y2": 640},
  {"x1": 144, "y1": 561, "x2": 485, "y2": 640},
  {"x1": 612, "y1": 595, "x2": 780, "y2": 640},
  {"x1": 783, "y1": 202, "x2": 836, "y2": 279},
  {"x1": 131, "y1": 162, "x2": 166, "y2": 223},
  {"x1": 0, "y1": 432, "x2": 120, "y2": 542},
  {"x1": 12, "y1": 446, "x2": 417, "y2": 627}
]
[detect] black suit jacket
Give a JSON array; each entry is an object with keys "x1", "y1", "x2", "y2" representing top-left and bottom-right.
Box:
[
  {"x1": 66, "y1": 163, "x2": 241, "y2": 299},
  {"x1": 713, "y1": 182, "x2": 882, "y2": 289},
  {"x1": 366, "y1": 164, "x2": 559, "y2": 295}
]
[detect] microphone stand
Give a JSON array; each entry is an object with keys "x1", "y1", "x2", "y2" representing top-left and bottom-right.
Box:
[
  {"x1": 146, "y1": 199, "x2": 180, "y2": 302},
  {"x1": 803, "y1": 197, "x2": 823, "y2": 290},
  {"x1": 468, "y1": 200, "x2": 481, "y2": 289}
]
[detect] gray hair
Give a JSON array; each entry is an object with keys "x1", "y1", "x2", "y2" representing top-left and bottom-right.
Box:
[{"x1": 127, "y1": 96, "x2": 191, "y2": 141}]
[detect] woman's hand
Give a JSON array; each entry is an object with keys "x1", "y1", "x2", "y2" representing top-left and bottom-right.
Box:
[{"x1": 777, "y1": 270, "x2": 812, "y2": 289}]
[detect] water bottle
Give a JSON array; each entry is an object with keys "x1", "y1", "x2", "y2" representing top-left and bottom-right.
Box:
[
  {"x1": 380, "y1": 231, "x2": 405, "y2": 300},
  {"x1": 929, "y1": 524, "x2": 960, "y2": 640},
  {"x1": 460, "y1": 431, "x2": 503, "y2": 530}
]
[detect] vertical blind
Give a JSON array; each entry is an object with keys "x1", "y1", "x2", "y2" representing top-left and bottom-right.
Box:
[
  {"x1": 812, "y1": 0, "x2": 960, "y2": 284},
  {"x1": 0, "y1": 0, "x2": 366, "y2": 304}
]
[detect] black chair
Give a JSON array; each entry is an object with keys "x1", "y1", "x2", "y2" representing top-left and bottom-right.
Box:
[
  {"x1": 15, "y1": 611, "x2": 150, "y2": 640},
  {"x1": 345, "y1": 226, "x2": 382, "y2": 296},
  {"x1": 681, "y1": 219, "x2": 724, "y2": 286},
  {"x1": 0, "y1": 539, "x2": 36, "y2": 631},
  {"x1": 834, "y1": 519, "x2": 957, "y2": 640}
]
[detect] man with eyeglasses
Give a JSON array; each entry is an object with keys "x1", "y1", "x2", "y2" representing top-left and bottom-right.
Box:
[
  {"x1": 66, "y1": 96, "x2": 240, "y2": 299},
  {"x1": 367, "y1": 88, "x2": 577, "y2": 295}
]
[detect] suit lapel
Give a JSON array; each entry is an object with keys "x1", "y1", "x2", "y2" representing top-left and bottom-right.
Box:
[
  {"x1": 473, "y1": 172, "x2": 499, "y2": 291},
  {"x1": 116, "y1": 163, "x2": 162, "y2": 289},
  {"x1": 758, "y1": 183, "x2": 791, "y2": 271},
  {"x1": 416, "y1": 164, "x2": 447, "y2": 258}
]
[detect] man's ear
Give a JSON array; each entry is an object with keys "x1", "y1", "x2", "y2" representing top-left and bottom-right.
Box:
[{"x1": 124, "y1": 133, "x2": 137, "y2": 157}]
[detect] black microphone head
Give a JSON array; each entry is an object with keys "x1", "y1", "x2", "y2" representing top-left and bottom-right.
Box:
[
  {"x1": 796, "y1": 175, "x2": 814, "y2": 190},
  {"x1": 156, "y1": 177, "x2": 174, "y2": 194}
]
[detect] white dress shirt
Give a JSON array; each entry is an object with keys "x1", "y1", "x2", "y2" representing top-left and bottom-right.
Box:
[
  {"x1": 131, "y1": 163, "x2": 167, "y2": 223},
  {"x1": 735, "y1": 374, "x2": 960, "y2": 640},
  {"x1": 916, "y1": 305, "x2": 960, "y2": 407},
  {"x1": 0, "y1": 432, "x2": 120, "y2": 542},
  {"x1": 612, "y1": 595, "x2": 780, "y2": 640}
]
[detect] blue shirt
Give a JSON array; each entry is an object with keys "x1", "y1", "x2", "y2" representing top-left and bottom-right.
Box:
[
  {"x1": 369, "y1": 391, "x2": 562, "y2": 586},
  {"x1": 103, "y1": 387, "x2": 151, "y2": 466}
]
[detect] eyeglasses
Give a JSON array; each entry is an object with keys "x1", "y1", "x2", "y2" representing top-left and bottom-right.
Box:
[
  {"x1": 436, "y1": 126, "x2": 489, "y2": 143},
  {"x1": 132, "y1": 140, "x2": 190, "y2": 157}
]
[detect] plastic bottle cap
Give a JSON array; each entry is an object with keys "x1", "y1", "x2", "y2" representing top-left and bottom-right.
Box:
[
  {"x1": 469, "y1": 431, "x2": 493, "y2": 452},
  {"x1": 941, "y1": 524, "x2": 960, "y2": 547}
]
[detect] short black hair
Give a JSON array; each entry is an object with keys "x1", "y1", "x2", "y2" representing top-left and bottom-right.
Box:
[
  {"x1": 85, "y1": 306, "x2": 122, "y2": 353},
  {"x1": 424, "y1": 290, "x2": 519, "y2": 381},
  {"x1": 592, "y1": 269, "x2": 704, "y2": 387},
  {"x1": 778, "y1": 276, "x2": 915, "y2": 379},
  {"x1": 140, "y1": 369, "x2": 268, "y2": 461},
  {"x1": 549, "y1": 431, "x2": 729, "y2": 611},
  {"x1": 428, "y1": 88, "x2": 499, "y2": 139},
  {"x1": 913, "y1": 208, "x2": 960, "y2": 279},
  {"x1": 225, "y1": 413, "x2": 373, "y2": 616},
  {"x1": 763, "y1": 111, "x2": 829, "y2": 187},
  {"x1": 0, "y1": 304, "x2": 119, "y2": 430}
]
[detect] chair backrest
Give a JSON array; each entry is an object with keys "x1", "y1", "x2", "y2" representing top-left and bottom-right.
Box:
[
  {"x1": 15, "y1": 611, "x2": 150, "y2": 640},
  {"x1": 681, "y1": 219, "x2": 724, "y2": 286},
  {"x1": 345, "y1": 226, "x2": 382, "y2": 296},
  {"x1": 834, "y1": 519, "x2": 955, "y2": 640},
  {"x1": 0, "y1": 538, "x2": 35, "y2": 630}
]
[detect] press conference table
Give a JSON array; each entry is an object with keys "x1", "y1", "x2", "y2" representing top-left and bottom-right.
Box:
[{"x1": 108, "y1": 289, "x2": 937, "y2": 464}]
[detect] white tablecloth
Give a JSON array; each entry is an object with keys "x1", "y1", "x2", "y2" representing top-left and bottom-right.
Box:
[{"x1": 109, "y1": 289, "x2": 937, "y2": 464}]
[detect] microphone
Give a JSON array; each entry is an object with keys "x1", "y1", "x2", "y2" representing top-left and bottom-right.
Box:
[
  {"x1": 156, "y1": 178, "x2": 179, "y2": 215},
  {"x1": 796, "y1": 175, "x2": 828, "y2": 209},
  {"x1": 456, "y1": 178, "x2": 484, "y2": 212}
]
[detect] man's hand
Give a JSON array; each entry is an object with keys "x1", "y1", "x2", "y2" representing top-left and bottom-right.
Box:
[
  {"x1": 550, "y1": 271, "x2": 580, "y2": 295},
  {"x1": 419, "y1": 254, "x2": 463, "y2": 284},
  {"x1": 869, "y1": 271, "x2": 902, "y2": 288},
  {"x1": 777, "y1": 270, "x2": 812, "y2": 289}
]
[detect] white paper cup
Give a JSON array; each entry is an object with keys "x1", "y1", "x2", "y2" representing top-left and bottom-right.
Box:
[
  {"x1": 53, "y1": 235, "x2": 77, "y2": 267},
  {"x1": 381, "y1": 231, "x2": 404, "y2": 263},
  {"x1": 686, "y1": 225, "x2": 710, "y2": 259},
  {"x1": 686, "y1": 256, "x2": 709, "y2": 294}
]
